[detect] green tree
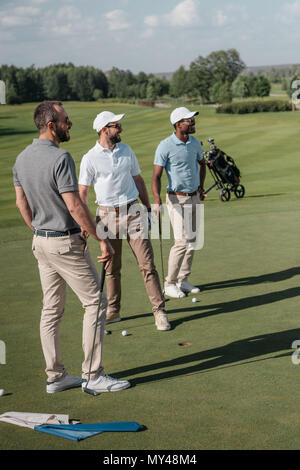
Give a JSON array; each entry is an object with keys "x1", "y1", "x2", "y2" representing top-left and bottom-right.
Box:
[
  {"x1": 5, "y1": 80, "x2": 21, "y2": 104},
  {"x1": 42, "y1": 66, "x2": 71, "y2": 100},
  {"x1": 210, "y1": 81, "x2": 232, "y2": 103},
  {"x1": 189, "y1": 56, "x2": 213, "y2": 103},
  {"x1": 231, "y1": 76, "x2": 251, "y2": 98},
  {"x1": 15, "y1": 66, "x2": 44, "y2": 102},
  {"x1": 206, "y1": 48, "x2": 245, "y2": 85},
  {"x1": 253, "y1": 76, "x2": 271, "y2": 97},
  {"x1": 146, "y1": 78, "x2": 157, "y2": 101},
  {"x1": 170, "y1": 66, "x2": 189, "y2": 98}
]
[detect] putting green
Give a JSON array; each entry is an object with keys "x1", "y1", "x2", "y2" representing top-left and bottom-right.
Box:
[{"x1": 0, "y1": 102, "x2": 300, "y2": 451}]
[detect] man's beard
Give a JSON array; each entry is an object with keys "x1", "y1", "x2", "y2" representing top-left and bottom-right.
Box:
[
  {"x1": 56, "y1": 127, "x2": 70, "y2": 142},
  {"x1": 110, "y1": 134, "x2": 121, "y2": 144}
]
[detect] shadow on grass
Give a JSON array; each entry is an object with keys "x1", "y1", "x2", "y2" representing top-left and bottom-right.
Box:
[
  {"x1": 124, "y1": 286, "x2": 300, "y2": 326},
  {"x1": 169, "y1": 287, "x2": 300, "y2": 328},
  {"x1": 245, "y1": 193, "x2": 286, "y2": 198},
  {"x1": 201, "y1": 267, "x2": 300, "y2": 292},
  {"x1": 0, "y1": 128, "x2": 36, "y2": 137},
  {"x1": 115, "y1": 328, "x2": 299, "y2": 386}
]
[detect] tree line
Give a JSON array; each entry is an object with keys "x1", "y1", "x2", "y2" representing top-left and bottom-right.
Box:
[
  {"x1": 0, "y1": 49, "x2": 275, "y2": 105},
  {"x1": 0, "y1": 63, "x2": 170, "y2": 104}
]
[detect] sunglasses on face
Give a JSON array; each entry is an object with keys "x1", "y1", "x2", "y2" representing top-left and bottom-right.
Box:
[
  {"x1": 180, "y1": 117, "x2": 195, "y2": 124},
  {"x1": 106, "y1": 123, "x2": 122, "y2": 129}
]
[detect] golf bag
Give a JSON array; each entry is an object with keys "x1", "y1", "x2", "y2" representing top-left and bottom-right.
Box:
[{"x1": 203, "y1": 138, "x2": 245, "y2": 202}]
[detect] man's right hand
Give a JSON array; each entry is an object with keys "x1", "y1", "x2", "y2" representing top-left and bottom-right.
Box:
[
  {"x1": 97, "y1": 239, "x2": 114, "y2": 268},
  {"x1": 152, "y1": 197, "x2": 163, "y2": 217}
]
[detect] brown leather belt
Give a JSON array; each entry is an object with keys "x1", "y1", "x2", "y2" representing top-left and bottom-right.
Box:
[
  {"x1": 98, "y1": 199, "x2": 138, "y2": 213},
  {"x1": 167, "y1": 190, "x2": 198, "y2": 197}
]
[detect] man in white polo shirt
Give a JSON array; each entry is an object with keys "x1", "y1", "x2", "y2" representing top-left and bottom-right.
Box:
[
  {"x1": 152, "y1": 107, "x2": 206, "y2": 298},
  {"x1": 79, "y1": 111, "x2": 170, "y2": 331}
]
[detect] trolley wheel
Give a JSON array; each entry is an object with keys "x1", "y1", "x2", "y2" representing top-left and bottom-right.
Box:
[
  {"x1": 234, "y1": 184, "x2": 245, "y2": 199},
  {"x1": 219, "y1": 188, "x2": 231, "y2": 202}
]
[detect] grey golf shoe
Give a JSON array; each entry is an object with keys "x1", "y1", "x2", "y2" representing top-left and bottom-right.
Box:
[{"x1": 46, "y1": 373, "x2": 82, "y2": 393}]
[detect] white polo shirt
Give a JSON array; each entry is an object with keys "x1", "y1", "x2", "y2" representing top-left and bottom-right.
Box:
[{"x1": 79, "y1": 141, "x2": 141, "y2": 207}]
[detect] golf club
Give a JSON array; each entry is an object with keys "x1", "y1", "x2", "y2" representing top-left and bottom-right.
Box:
[{"x1": 83, "y1": 262, "x2": 106, "y2": 396}]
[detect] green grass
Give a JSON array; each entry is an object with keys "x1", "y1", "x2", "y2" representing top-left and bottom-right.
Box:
[{"x1": 1, "y1": 102, "x2": 300, "y2": 450}]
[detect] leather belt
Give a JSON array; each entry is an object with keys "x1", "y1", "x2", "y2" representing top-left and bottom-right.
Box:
[
  {"x1": 98, "y1": 200, "x2": 138, "y2": 213},
  {"x1": 34, "y1": 228, "x2": 81, "y2": 237},
  {"x1": 167, "y1": 190, "x2": 198, "y2": 197}
]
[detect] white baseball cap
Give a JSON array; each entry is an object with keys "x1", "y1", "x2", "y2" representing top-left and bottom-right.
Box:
[
  {"x1": 170, "y1": 107, "x2": 199, "y2": 125},
  {"x1": 93, "y1": 111, "x2": 125, "y2": 133}
]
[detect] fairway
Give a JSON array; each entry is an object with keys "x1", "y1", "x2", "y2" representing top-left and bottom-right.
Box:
[{"x1": 1, "y1": 102, "x2": 300, "y2": 451}]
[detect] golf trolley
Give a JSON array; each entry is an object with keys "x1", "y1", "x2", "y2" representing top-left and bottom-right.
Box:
[{"x1": 202, "y1": 138, "x2": 245, "y2": 202}]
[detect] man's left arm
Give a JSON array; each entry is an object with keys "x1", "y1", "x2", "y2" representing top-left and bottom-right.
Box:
[
  {"x1": 132, "y1": 174, "x2": 151, "y2": 210},
  {"x1": 15, "y1": 185, "x2": 34, "y2": 231},
  {"x1": 199, "y1": 159, "x2": 206, "y2": 192}
]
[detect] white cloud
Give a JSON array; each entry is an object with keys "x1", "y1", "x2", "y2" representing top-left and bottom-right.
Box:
[
  {"x1": 278, "y1": 1, "x2": 300, "y2": 24},
  {"x1": 142, "y1": 0, "x2": 200, "y2": 37},
  {"x1": 0, "y1": 5, "x2": 41, "y2": 28},
  {"x1": 1, "y1": 15, "x2": 32, "y2": 27},
  {"x1": 13, "y1": 6, "x2": 40, "y2": 16},
  {"x1": 104, "y1": 9, "x2": 130, "y2": 31},
  {"x1": 29, "y1": 0, "x2": 48, "y2": 4},
  {"x1": 39, "y1": 6, "x2": 97, "y2": 38},
  {"x1": 212, "y1": 4, "x2": 249, "y2": 27},
  {"x1": 57, "y1": 6, "x2": 81, "y2": 21},
  {"x1": 167, "y1": 0, "x2": 199, "y2": 27},
  {"x1": 213, "y1": 10, "x2": 229, "y2": 27},
  {"x1": 144, "y1": 15, "x2": 160, "y2": 28}
]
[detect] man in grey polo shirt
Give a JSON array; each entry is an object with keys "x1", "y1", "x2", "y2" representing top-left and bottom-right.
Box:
[
  {"x1": 13, "y1": 101, "x2": 130, "y2": 394},
  {"x1": 79, "y1": 111, "x2": 170, "y2": 331},
  {"x1": 152, "y1": 107, "x2": 206, "y2": 298}
]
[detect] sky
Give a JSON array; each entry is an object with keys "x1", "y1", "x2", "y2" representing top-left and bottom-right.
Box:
[{"x1": 1, "y1": 0, "x2": 300, "y2": 74}]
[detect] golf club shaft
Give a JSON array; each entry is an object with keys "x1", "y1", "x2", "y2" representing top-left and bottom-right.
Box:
[{"x1": 84, "y1": 263, "x2": 106, "y2": 393}]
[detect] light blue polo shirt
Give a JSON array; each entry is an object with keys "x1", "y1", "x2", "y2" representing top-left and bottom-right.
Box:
[{"x1": 154, "y1": 133, "x2": 203, "y2": 193}]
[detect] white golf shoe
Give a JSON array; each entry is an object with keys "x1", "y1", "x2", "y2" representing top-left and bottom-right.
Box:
[
  {"x1": 164, "y1": 283, "x2": 186, "y2": 298},
  {"x1": 46, "y1": 373, "x2": 82, "y2": 393},
  {"x1": 82, "y1": 372, "x2": 131, "y2": 393},
  {"x1": 155, "y1": 311, "x2": 171, "y2": 331},
  {"x1": 177, "y1": 280, "x2": 200, "y2": 294}
]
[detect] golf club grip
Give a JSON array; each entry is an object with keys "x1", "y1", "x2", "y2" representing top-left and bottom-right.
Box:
[{"x1": 100, "y1": 263, "x2": 106, "y2": 292}]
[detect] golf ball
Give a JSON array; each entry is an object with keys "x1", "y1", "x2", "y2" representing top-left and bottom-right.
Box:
[
  {"x1": 122, "y1": 330, "x2": 129, "y2": 336},
  {"x1": 192, "y1": 298, "x2": 197, "y2": 303},
  {"x1": 0, "y1": 389, "x2": 5, "y2": 396}
]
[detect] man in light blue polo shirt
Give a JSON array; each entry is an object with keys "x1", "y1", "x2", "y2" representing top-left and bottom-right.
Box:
[{"x1": 152, "y1": 107, "x2": 206, "y2": 298}]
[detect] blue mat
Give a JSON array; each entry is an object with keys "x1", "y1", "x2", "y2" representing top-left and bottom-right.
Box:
[{"x1": 34, "y1": 421, "x2": 145, "y2": 441}]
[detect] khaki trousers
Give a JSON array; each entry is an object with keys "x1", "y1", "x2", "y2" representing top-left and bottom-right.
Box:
[
  {"x1": 32, "y1": 233, "x2": 107, "y2": 382},
  {"x1": 97, "y1": 203, "x2": 165, "y2": 316},
  {"x1": 165, "y1": 192, "x2": 201, "y2": 286}
]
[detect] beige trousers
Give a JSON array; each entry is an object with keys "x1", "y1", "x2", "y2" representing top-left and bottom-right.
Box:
[
  {"x1": 32, "y1": 233, "x2": 107, "y2": 382},
  {"x1": 166, "y1": 192, "x2": 201, "y2": 286},
  {"x1": 97, "y1": 203, "x2": 165, "y2": 317}
]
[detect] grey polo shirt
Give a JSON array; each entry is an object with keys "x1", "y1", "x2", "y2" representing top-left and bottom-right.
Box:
[{"x1": 13, "y1": 138, "x2": 80, "y2": 232}]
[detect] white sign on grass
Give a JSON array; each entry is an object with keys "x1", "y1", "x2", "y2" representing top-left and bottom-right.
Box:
[
  {"x1": 0, "y1": 81, "x2": 6, "y2": 105},
  {"x1": 0, "y1": 340, "x2": 6, "y2": 364}
]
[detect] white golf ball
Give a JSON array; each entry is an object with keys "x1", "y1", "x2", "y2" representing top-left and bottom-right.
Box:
[
  {"x1": 192, "y1": 298, "x2": 197, "y2": 303},
  {"x1": 0, "y1": 389, "x2": 5, "y2": 396},
  {"x1": 122, "y1": 330, "x2": 129, "y2": 336}
]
